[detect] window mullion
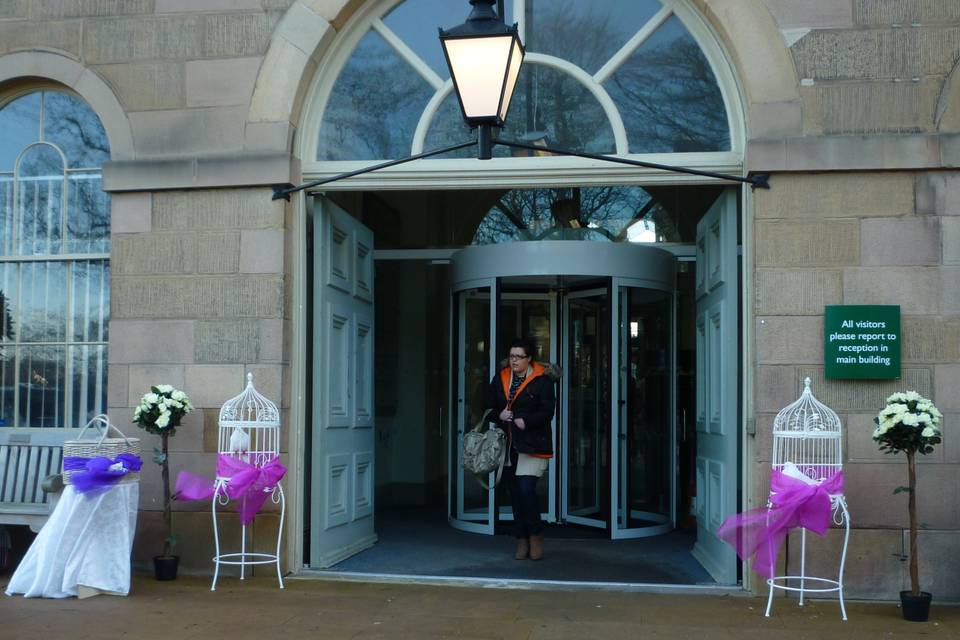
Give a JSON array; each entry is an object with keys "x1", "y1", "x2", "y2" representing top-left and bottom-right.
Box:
[
  {"x1": 96, "y1": 262, "x2": 107, "y2": 415},
  {"x1": 10, "y1": 171, "x2": 17, "y2": 256},
  {"x1": 64, "y1": 260, "x2": 73, "y2": 428},
  {"x1": 593, "y1": 5, "x2": 673, "y2": 85},
  {"x1": 61, "y1": 167, "x2": 68, "y2": 256},
  {"x1": 515, "y1": 0, "x2": 525, "y2": 43},
  {"x1": 371, "y1": 19, "x2": 444, "y2": 91},
  {"x1": 31, "y1": 179, "x2": 39, "y2": 255},
  {"x1": 45, "y1": 178, "x2": 55, "y2": 254},
  {"x1": 11, "y1": 264, "x2": 21, "y2": 427}
]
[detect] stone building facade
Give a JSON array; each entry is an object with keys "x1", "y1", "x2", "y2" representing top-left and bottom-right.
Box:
[{"x1": 0, "y1": 0, "x2": 958, "y2": 599}]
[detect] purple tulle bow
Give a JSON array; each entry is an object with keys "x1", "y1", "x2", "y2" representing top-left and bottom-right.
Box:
[
  {"x1": 717, "y1": 469, "x2": 844, "y2": 579},
  {"x1": 174, "y1": 454, "x2": 287, "y2": 525},
  {"x1": 63, "y1": 453, "x2": 143, "y2": 496}
]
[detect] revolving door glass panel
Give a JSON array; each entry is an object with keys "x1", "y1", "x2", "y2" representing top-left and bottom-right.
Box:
[
  {"x1": 450, "y1": 284, "x2": 495, "y2": 533},
  {"x1": 613, "y1": 283, "x2": 675, "y2": 538},
  {"x1": 563, "y1": 289, "x2": 611, "y2": 529},
  {"x1": 496, "y1": 292, "x2": 557, "y2": 524}
]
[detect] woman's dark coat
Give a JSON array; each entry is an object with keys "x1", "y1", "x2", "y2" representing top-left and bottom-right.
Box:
[{"x1": 485, "y1": 362, "x2": 556, "y2": 456}]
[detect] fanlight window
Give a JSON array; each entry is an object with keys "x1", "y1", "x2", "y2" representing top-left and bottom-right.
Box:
[
  {"x1": 471, "y1": 186, "x2": 683, "y2": 245},
  {"x1": 0, "y1": 90, "x2": 110, "y2": 428},
  {"x1": 317, "y1": 0, "x2": 730, "y2": 161}
]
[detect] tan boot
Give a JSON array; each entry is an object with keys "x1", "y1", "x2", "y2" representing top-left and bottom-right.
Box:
[
  {"x1": 515, "y1": 538, "x2": 529, "y2": 560},
  {"x1": 529, "y1": 534, "x2": 544, "y2": 561}
]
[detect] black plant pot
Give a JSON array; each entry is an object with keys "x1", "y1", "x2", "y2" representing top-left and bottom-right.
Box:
[
  {"x1": 900, "y1": 590, "x2": 932, "y2": 622},
  {"x1": 154, "y1": 555, "x2": 179, "y2": 581}
]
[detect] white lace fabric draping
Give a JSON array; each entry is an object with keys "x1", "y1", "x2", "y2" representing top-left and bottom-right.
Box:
[{"x1": 5, "y1": 483, "x2": 138, "y2": 598}]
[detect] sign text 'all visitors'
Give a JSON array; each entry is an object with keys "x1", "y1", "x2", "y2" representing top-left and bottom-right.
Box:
[{"x1": 824, "y1": 305, "x2": 901, "y2": 380}]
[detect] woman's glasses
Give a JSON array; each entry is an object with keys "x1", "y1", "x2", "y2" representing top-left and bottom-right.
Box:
[{"x1": 508, "y1": 353, "x2": 530, "y2": 361}]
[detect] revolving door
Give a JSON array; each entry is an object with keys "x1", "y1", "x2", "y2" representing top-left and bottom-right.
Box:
[{"x1": 448, "y1": 242, "x2": 677, "y2": 539}]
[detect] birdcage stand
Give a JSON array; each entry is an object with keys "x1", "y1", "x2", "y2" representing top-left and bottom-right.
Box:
[
  {"x1": 763, "y1": 377, "x2": 850, "y2": 621},
  {"x1": 764, "y1": 495, "x2": 850, "y2": 620},
  {"x1": 209, "y1": 372, "x2": 286, "y2": 592},
  {"x1": 211, "y1": 481, "x2": 285, "y2": 591}
]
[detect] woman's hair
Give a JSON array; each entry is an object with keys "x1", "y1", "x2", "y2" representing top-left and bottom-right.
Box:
[{"x1": 508, "y1": 337, "x2": 537, "y2": 360}]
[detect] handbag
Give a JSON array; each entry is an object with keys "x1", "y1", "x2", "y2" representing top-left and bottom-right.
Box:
[{"x1": 461, "y1": 408, "x2": 507, "y2": 489}]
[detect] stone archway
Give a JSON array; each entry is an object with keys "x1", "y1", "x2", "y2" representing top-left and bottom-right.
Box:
[{"x1": 0, "y1": 50, "x2": 134, "y2": 160}]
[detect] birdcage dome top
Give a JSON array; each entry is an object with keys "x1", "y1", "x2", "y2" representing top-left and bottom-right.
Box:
[
  {"x1": 218, "y1": 373, "x2": 280, "y2": 427},
  {"x1": 773, "y1": 377, "x2": 841, "y2": 436}
]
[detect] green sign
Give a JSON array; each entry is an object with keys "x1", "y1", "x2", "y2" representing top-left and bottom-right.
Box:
[{"x1": 824, "y1": 305, "x2": 901, "y2": 380}]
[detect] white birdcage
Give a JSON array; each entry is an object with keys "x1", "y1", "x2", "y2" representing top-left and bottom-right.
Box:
[
  {"x1": 210, "y1": 372, "x2": 285, "y2": 591},
  {"x1": 217, "y1": 373, "x2": 281, "y2": 470},
  {"x1": 765, "y1": 377, "x2": 850, "y2": 620}
]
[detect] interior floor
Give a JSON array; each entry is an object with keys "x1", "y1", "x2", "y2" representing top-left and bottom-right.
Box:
[{"x1": 325, "y1": 507, "x2": 714, "y2": 585}]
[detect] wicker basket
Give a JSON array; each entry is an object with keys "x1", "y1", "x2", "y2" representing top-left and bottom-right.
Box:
[{"x1": 63, "y1": 415, "x2": 141, "y2": 485}]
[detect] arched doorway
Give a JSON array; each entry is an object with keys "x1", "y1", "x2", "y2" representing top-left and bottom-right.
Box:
[{"x1": 299, "y1": 0, "x2": 744, "y2": 586}]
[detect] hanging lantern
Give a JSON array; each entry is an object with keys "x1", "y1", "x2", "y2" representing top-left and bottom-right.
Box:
[{"x1": 439, "y1": 0, "x2": 525, "y2": 128}]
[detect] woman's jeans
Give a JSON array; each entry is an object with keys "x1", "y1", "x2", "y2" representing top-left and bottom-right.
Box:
[{"x1": 507, "y1": 450, "x2": 544, "y2": 538}]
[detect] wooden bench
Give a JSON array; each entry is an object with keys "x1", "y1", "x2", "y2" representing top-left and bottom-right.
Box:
[{"x1": 0, "y1": 430, "x2": 66, "y2": 532}]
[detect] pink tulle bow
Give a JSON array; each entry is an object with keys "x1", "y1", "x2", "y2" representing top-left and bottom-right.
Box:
[
  {"x1": 175, "y1": 454, "x2": 287, "y2": 525},
  {"x1": 717, "y1": 469, "x2": 843, "y2": 579}
]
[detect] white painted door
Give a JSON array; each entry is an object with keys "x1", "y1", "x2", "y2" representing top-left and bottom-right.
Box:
[
  {"x1": 691, "y1": 189, "x2": 738, "y2": 584},
  {"x1": 310, "y1": 197, "x2": 376, "y2": 568}
]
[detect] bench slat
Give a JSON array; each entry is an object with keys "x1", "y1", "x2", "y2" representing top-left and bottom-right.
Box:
[{"x1": 0, "y1": 443, "x2": 64, "y2": 506}]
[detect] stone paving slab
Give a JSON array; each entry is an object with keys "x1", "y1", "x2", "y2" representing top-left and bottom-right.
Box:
[{"x1": 0, "y1": 574, "x2": 958, "y2": 639}]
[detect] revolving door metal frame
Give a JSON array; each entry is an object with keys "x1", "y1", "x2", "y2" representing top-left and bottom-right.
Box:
[{"x1": 448, "y1": 242, "x2": 676, "y2": 539}]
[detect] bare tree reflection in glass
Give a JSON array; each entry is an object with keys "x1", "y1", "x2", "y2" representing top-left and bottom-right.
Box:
[
  {"x1": 0, "y1": 90, "x2": 110, "y2": 427},
  {"x1": 605, "y1": 16, "x2": 729, "y2": 153},
  {"x1": 473, "y1": 186, "x2": 683, "y2": 245},
  {"x1": 43, "y1": 92, "x2": 110, "y2": 169},
  {"x1": 318, "y1": 29, "x2": 434, "y2": 160}
]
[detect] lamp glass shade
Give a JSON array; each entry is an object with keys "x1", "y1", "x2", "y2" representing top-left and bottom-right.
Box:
[
  {"x1": 499, "y1": 38, "x2": 523, "y2": 122},
  {"x1": 442, "y1": 31, "x2": 524, "y2": 126}
]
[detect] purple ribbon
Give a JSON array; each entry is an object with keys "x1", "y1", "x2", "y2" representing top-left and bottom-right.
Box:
[
  {"x1": 174, "y1": 454, "x2": 287, "y2": 525},
  {"x1": 717, "y1": 469, "x2": 844, "y2": 579},
  {"x1": 63, "y1": 453, "x2": 143, "y2": 496}
]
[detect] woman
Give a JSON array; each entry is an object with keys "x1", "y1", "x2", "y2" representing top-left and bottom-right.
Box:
[{"x1": 486, "y1": 338, "x2": 555, "y2": 560}]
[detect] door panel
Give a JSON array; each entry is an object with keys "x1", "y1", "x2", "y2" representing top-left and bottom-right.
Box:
[
  {"x1": 497, "y1": 293, "x2": 557, "y2": 525},
  {"x1": 691, "y1": 189, "x2": 738, "y2": 584},
  {"x1": 611, "y1": 280, "x2": 675, "y2": 539},
  {"x1": 562, "y1": 289, "x2": 609, "y2": 529},
  {"x1": 449, "y1": 283, "x2": 497, "y2": 533},
  {"x1": 310, "y1": 197, "x2": 377, "y2": 568}
]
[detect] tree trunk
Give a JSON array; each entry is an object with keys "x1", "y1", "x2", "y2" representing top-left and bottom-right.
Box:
[
  {"x1": 162, "y1": 432, "x2": 172, "y2": 557},
  {"x1": 907, "y1": 450, "x2": 919, "y2": 596}
]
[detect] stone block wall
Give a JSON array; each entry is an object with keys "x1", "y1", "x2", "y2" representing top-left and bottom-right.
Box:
[
  {"x1": 753, "y1": 171, "x2": 960, "y2": 600},
  {"x1": 108, "y1": 188, "x2": 288, "y2": 571},
  {"x1": 766, "y1": 0, "x2": 960, "y2": 137}
]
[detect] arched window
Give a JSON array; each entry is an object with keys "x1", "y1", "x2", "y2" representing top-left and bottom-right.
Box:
[
  {"x1": 315, "y1": 0, "x2": 733, "y2": 162},
  {"x1": 0, "y1": 89, "x2": 110, "y2": 429}
]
